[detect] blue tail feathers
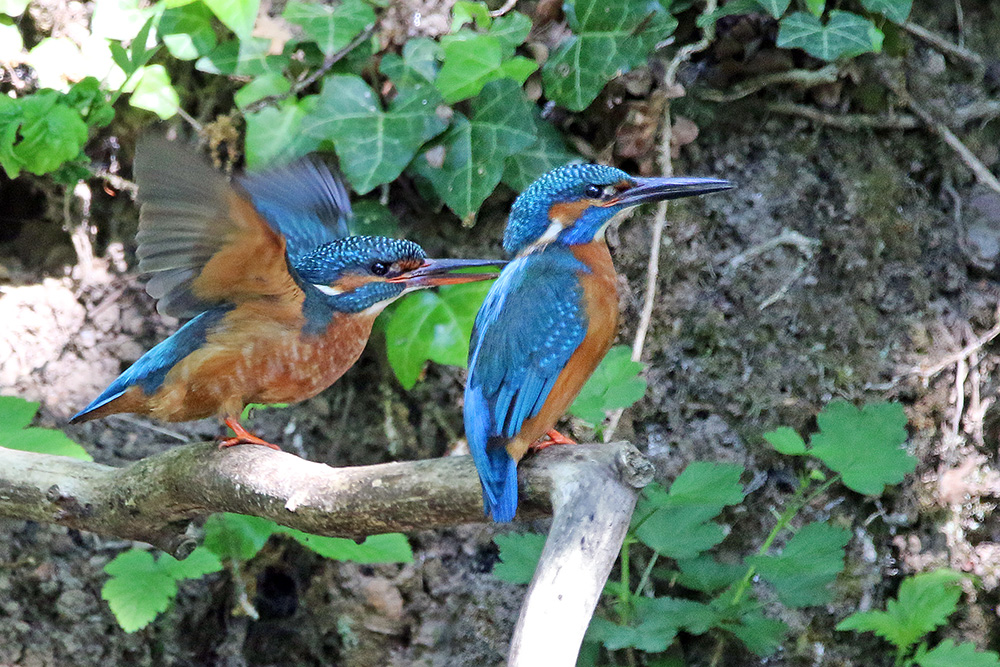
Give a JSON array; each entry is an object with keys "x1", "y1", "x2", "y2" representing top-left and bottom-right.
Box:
[{"x1": 464, "y1": 384, "x2": 519, "y2": 522}]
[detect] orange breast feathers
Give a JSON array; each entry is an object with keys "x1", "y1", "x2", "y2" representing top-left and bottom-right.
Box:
[
  {"x1": 507, "y1": 240, "x2": 620, "y2": 461},
  {"x1": 138, "y1": 304, "x2": 379, "y2": 422}
]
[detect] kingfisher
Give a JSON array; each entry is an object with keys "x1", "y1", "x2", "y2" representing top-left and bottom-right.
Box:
[
  {"x1": 464, "y1": 164, "x2": 733, "y2": 521},
  {"x1": 71, "y1": 136, "x2": 502, "y2": 449}
]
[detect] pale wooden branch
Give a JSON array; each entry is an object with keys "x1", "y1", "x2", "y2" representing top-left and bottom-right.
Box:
[{"x1": 0, "y1": 441, "x2": 651, "y2": 663}]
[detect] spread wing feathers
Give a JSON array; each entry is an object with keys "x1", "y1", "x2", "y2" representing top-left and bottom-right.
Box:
[
  {"x1": 464, "y1": 249, "x2": 588, "y2": 521},
  {"x1": 237, "y1": 158, "x2": 353, "y2": 264},
  {"x1": 134, "y1": 136, "x2": 302, "y2": 317}
]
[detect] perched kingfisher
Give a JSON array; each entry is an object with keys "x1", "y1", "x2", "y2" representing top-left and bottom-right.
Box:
[
  {"x1": 71, "y1": 137, "x2": 502, "y2": 448},
  {"x1": 464, "y1": 164, "x2": 733, "y2": 521}
]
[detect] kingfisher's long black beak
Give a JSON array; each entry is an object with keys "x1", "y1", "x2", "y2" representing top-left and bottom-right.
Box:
[
  {"x1": 612, "y1": 176, "x2": 734, "y2": 208},
  {"x1": 388, "y1": 258, "x2": 505, "y2": 288}
]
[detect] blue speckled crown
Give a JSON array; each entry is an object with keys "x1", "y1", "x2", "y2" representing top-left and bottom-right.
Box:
[
  {"x1": 295, "y1": 235, "x2": 425, "y2": 283},
  {"x1": 503, "y1": 164, "x2": 631, "y2": 254}
]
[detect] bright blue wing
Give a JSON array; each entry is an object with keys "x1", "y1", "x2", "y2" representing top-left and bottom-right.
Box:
[
  {"x1": 464, "y1": 246, "x2": 588, "y2": 521},
  {"x1": 238, "y1": 158, "x2": 352, "y2": 264},
  {"x1": 70, "y1": 307, "x2": 232, "y2": 422}
]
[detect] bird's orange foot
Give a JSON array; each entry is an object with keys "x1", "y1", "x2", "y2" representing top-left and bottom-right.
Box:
[
  {"x1": 220, "y1": 417, "x2": 281, "y2": 450},
  {"x1": 530, "y1": 429, "x2": 577, "y2": 452}
]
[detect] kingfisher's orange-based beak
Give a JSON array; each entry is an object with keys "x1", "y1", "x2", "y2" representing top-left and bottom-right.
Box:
[{"x1": 388, "y1": 258, "x2": 505, "y2": 288}]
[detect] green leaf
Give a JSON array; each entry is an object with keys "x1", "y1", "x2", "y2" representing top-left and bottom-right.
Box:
[
  {"x1": 502, "y1": 114, "x2": 577, "y2": 192},
  {"x1": 837, "y1": 569, "x2": 966, "y2": 652},
  {"x1": 10, "y1": 91, "x2": 89, "y2": 175},
  {"x1": 245, "y1": 98, "x2": 321, "y2": 168},
  {"x1": 750, "y1": 521, "x2": 850, "y2": 607},
  {"x1": 807, "y1": 400, "x2": 914, "y2": 495},
  {"x1": 436, "y1": 34, "x2": 537, "y2": 103},
  {"x1": 0, "y1": 395, "x2": 39, "y2": 430},
  {"x1": 102, "y1": 549, "x2": 178, "y2": 632},
  {"x1": 542, "y1": 0, "x2": 678, "y2": 111},
  {"x1": 196, "y1": 37, "x2": 288, "y2": 76},
  {"x1": 159, "y1": 1, "x2": 218, "y2": 60},
  {"x1": 673, "y1": 555, "x2": 747, "y2": 593},
  {"x1": 777, "y1": 10, "x2": 884, "y2": 61},
  {"x1": 203, "y1": 0, "x2": 260, "y2": 39},
  {"x1": 726, "y1": 609, "x2": 787, "y2": 656},
  {"x1": 413, "y1": 78, "x2": 536, "y2": 221},
  {"x1": 492, "y1": 532, "x2": 547, "y2": 584},
  {"x1": 763, "y1": 426, "x2": 807, "y2": 455},
  {"x1": 304, "y1": 74, "x2": 447, "y2": 194},
  {"x1": 282, "y1": 530, "x2": 414, "y2": 563},
  {"x1": 860, "y1": 0, "x2": 912, "y2": 23},
  {"x1": 451, "y1": 1, "x2": 491, "y2": 31},
  {"x1": 0, "y1": 0, "x2": 28, "y2": 16},
  {"x1": 915, "y1": 640, "x2": 1000, "y2": 667},
  {"x1": 753, "y1": 0, "x2": 791, "y2": 19},
  {"x1": 634, "y1": 463, "x2": 744, "y2": 559},
  {"x1": 159, "y1": 546, "x2": 224, "y2": 579},
  {"x1": 385, "y1": 280, "x2": 493, "y2": 389},
  {"x1": 202, "y1": 513, "x2": 277, "y2": 561},
  {"x1": 587, "y1": 598, "x2": 716, "y2": 653},
  {"x1": 129, "y1": 65, "x2": 180, "y2": 119},
  {"x1": 488, "y1": 12, "x2": 532, "y2": 57},
  {"x1": 90, "y1": 0, "x2": 147, "y2": 41},
  {"x1": 804, "y1": 0, "x2": 825, "y2": 17},
  {"x1": 570, "y1": 346, "x2": 646, "y2": 424},
  {"x1": 381, "y1": 37, "x2": 441, "y2": 86},
  {"x1": 234, "y1": 72, "x2": 292, "y2": 109},
  {"x1": 283, "y1": 0, "x2": 374, "y2": 56},
  {"x1": 349, "y1": 200, "x2": 399, "y2": 237}
]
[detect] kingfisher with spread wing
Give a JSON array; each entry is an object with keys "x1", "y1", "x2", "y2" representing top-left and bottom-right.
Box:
[
  {"x1": 72, "y1": 137, "x2": 502, "y2": 449},
  {"x1": 464, "y1": 164, "x2": 733, "y2": 521}
]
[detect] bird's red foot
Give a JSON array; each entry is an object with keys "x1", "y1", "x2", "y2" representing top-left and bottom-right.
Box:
[
  {"x1": 220, "y1": 417, "x2": 281, "y2": 450},
  {"x1": 530, "y1": 429, "x2": 577, "y2": 452}
]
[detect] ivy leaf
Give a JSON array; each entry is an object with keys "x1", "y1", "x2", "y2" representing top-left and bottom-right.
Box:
[
  {"x1": 102, "y1": 550, "x2": 178, "y2": 633},
  {"x1": 159, "y1": 1, "x2": 218, "y2": 60},
  {"x1": 245, "y1": 98, "x2": 320, "y2": 168},
  {"x1": 804, "y1": 0, "x2": 825, "y2": 17},
  {"x1": 777, "y1": 11, "x2": 884, "y2": 61},
  {"x1": 860, "y1": 0, "x2": 912, "y2": 24},
  {"x1": 283, "y1": 0, "x2": 374, "y2": 56},
  {"x1": 129, "y1": 65, "x2": 180, "y2": 119},
  {"x1": 202, "y1": 513, "x2": 277, "y2": 561},
  {"x1": 837, "y1": 569, "x2": 965, "y2": 652},
  {"x1": 753, "y1": 0, "x2": 791, "y2": 18},
  {"x1": 492, "y1": 532, "x2": 547, "y2": 584},
  {"x1": 234, "y1": 72, "x2": 291, "y2": 109},
  {"x1": 570, "y1": 345, "x2": 646, "y2": 425},
  {"x1": 196, "y1": 37, "x2": 289, "y2": 76},
  {"x1": 542, "y1": 0, "x2": 678, "y2": 111},
  {"x1": 385, "y1": 281, "x2": 493, "y2": 389},
  {"x1": 203, "y1": 0, "x2": 260, "y2": 40},
  {"x1": 435, "y1": 34, "x2": 537, "y2": 103},
  {"x1": 763, "y1": 426, "x2": 807, "y2": 455},
  {"x1": 634, "y1": 463, "x2": 744, "y2": 559},
  {"x1": 502, "y1": 112, "x2": 577, "y2": 192},
  {"x1": 806, "y1": 400, "x2": 914, "y2": 495},
  {"x1": 750, "y1": 522, "x2": 850, "y2": 607},
  {"x1": 0, "y1": 396, "x2": 92, "y2": 461},
  {"x1": 915, "y1": 640, "x2": 1000, "y2": 667},
  {"x1": 281, "y1": 530, "x2": 414, "y2": 563},
  {"x1": 451, "y1": 1, "x2": 492, "y2": 31},
  {"x1": 488, "y1": 12, "x2": 533, "y2": 56},
  {"x1": 381, "y1": 37, "x2": 441, "y2": 86},
  {"x1": 304, "y1": 74, "x2": 447, "y2": 194},
  {"x1": 413, "y1": 78, "x2": 536, "y2": 222}
]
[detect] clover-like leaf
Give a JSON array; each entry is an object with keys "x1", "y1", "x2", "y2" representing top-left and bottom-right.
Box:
[
  {"x1": 915, "y1": 640, "x2": 1000, "y2": 667},
  {"x1": 492, "y1": 532, "x2": 547, "y2": 584},
  {"x1": 777, "y1": 10, "x2": 884, "y2": 61},
  {"x1": 102, "y1": 550, "x2": 178, "y2": 633},
  {"x1": 860, "y1": 0, "x2": 912, "y2": 24},
  {"x1": 570, "y1": 345, "x2": 646, "y2": 425},
  {"x1": 413, "y1": 78, "x2": 536, "y2": 222},
  {"x1": 385, "y1": 281, "x2": 493, "y2": 389},
  {"x1": 283, "y1": 0, "x2": 374, "y2": 56},
  {"x1": 542, "y1": 0, "x2": 678, "y2": 111},
  {"x1": 304, "y1": 74, "x2": 447, "y2": 194},
  {"x1": 806, "y1": 400, "x2": 914, "y2": 495},
  {"x1": 750, "y1": 521, "x2": 850, "y2": 607}
]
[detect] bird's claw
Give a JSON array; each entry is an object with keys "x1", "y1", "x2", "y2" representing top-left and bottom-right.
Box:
[
  {"x1": 530, "y1": 429, "x2": 577, "y2": 452},
  {"x1": 221, "y1": 417, "x2": 281, "y2": 450}
]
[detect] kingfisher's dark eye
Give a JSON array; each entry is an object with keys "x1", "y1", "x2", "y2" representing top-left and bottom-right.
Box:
[
  {"x1": 370, "y1": 261, "x2": 390, "y2": 276},
  {"x1": 584, "y1": 184, "x2": 602, "y2": 198}
]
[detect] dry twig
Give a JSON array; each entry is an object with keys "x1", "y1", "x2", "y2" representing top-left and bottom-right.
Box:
[
  {"x1": 903, "y1": 21, "x2": 984, "y2": 69},
  {"x1": 765, "y1": 101, "x2": 919, "y2": 130},
  {"x1": 697, "y1": 64, "x2": 841, "y2": 103}
]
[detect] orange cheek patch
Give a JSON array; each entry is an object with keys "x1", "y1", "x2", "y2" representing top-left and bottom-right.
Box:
[
  {"x1": 332, "y1": 272, "x2": 377, "y2": 291},
  {"x1": 548, "y1": 200, "x2": 596, "y2": 224}
]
